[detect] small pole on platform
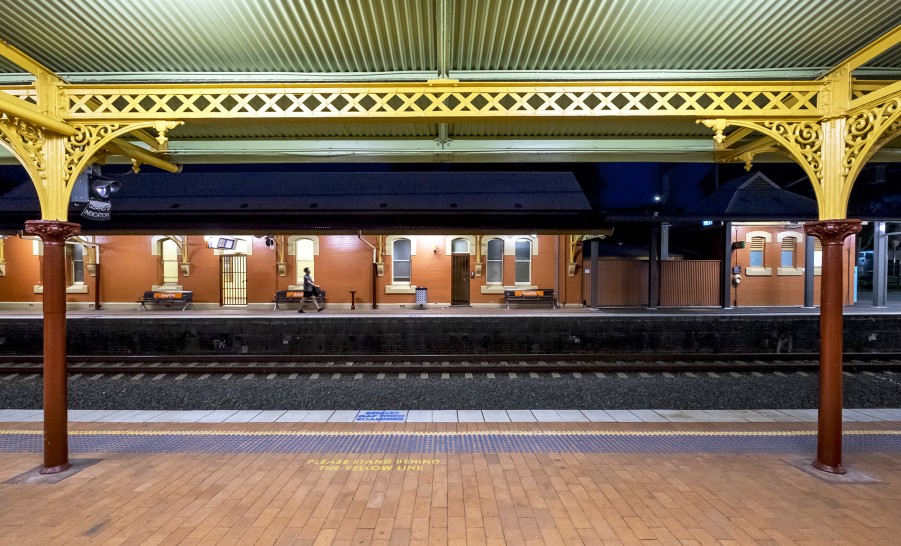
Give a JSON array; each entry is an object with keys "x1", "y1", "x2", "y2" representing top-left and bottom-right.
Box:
[
  {"x1": 372, "y1": 262, "x2": 379, "y2": 310},
  {"x1": 804, "y1": 234, "x2": 815, "y2": 308},
  {"x1": 648, "y1": 223, "x2": 659, "y2": 309},
  {"x1": 722, "y1": 221, "x2": 733, "y2": 309},
  {"x1": 350, "y1": 290, "x2": 356, "y2": 310},
  {"x1": 94, "y1": 261, "x2": 102, "y2": 310}
]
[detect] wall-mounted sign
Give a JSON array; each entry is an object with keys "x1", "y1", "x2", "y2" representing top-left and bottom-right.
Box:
[{"x1": 80, "y1": 199, "x2": 111, "y2": 221}]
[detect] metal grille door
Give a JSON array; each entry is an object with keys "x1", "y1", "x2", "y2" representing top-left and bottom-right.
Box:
[
  {"x1": 451, "y1": 254, "x2": 470, "y2": 305},
  {"x1": 220, "y1": 254, "x2": 247, "y2": 305}
]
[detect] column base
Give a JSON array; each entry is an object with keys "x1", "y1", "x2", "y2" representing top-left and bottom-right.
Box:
[
  {"x1": 40, "y1": 461, "x2": 72, "y2": 474},
  {"x1": 812, "y1": 460, "x2": 846, "y2": 475}
]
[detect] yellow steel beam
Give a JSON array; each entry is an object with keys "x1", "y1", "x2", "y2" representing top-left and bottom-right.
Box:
[
  {"x1": 0, "y1": 91, "x2": 76, "y2": 135},
  {"x1": 828, "y1": 24, "x2": 901, "y2": 74},
  {"x1": 720, "y1": 127, "x2": 755, "y2": 149},
  {"x1": 848, "y1": 80, "x2": 901, "y2": 114},
  {"x1": 104, "y1": 140, "x2": 180, "y2": 173},
  {"x1": 0, "y1": 39, "x2": 65, "y2": 84},
  {"x1": 64, "y1": 81, "x2": 823, "y2": 121},
  {"x1": 716, "y1": 134, "x2": 777, "y2": 164}
]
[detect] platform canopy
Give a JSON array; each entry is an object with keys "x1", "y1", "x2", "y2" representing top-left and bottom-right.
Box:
[
  {"x1": 1, "y1": 1, "x2": 900, "y2": 226},
  {"x1": 1, "y1": 0, "x2": 900, "y2": 166}
]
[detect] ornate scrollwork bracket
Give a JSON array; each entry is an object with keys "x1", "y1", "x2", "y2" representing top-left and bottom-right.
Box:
[
  {"x1": 0, "y1": 116, "x2": 49, "y2": 183},
  {"x1": 843, "y1": 97, "x2": 901, "y2": 185},
  {"x1": 699, "y1": 119, "x2": 728, "y2": 144},
  {"x1": 62, "y1": 120, "x2": 183, "y2": 198},
  {"x1": 700, "y1": 118, "x2": 825, "y2": 203}
]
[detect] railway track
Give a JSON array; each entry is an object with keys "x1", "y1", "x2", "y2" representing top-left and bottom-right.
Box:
[{"x1": 1, "y1": 354, "x2": 900, "y2": 375}]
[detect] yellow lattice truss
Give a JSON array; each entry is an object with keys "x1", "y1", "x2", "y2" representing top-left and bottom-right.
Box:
[
  {"x1": 58, "y1": 82, "x2": 822, "y2": 120},
  {"x1": 1, "y1": 25, "x2": 899, "y2": 222}
]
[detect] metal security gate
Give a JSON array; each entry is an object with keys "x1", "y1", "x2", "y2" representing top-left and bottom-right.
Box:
[
  {"x1": 220, "y1": 255, "x2": 247, "y2": 306},
  {"x1": 451, "y1": 254, "x2": 470, "y2": 305}
]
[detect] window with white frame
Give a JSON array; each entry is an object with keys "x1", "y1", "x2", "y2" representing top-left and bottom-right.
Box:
[
  {"x1": 744, "y1": 231, "x2": 773, "y2": 276},
  {"x1": 392, "y1": 238, "x2": 411, "y2": 284},
  {"x1": 486, "y1": 238, "x2": 504, "y2": 284},
  {"x1": 295, "y1": 238, "x2": 315, "y2": 284},
  {"x1": 68, "y1": 245, "x2": 84, "y2": 285},
  {"x1": 780, "y1": 236, "x2": 797, "y2": 268},
  {"x1": 161, "y1": 238, "x2": 180, "y2": 285},
  {"x1": 514, "y1": 238, "x2": 531, "y2": 284},
  {"x1": 451, "y1": 238, "x2": 469, "y2": 253},
  {"x1": 776, "y1": 234, "x2": 804, "y2": 275},
  {"x1": 749, "y1": 236, "x2": 766, "y2": 267}
]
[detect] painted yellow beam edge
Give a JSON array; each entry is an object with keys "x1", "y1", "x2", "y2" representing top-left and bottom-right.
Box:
[{"x1": 0, "y1": 91, "x2": 75, "y2": 135}]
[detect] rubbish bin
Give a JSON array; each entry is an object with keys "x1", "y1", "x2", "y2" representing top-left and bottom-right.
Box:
[{"x1": 415, "y1": 286, "x2": 427, "y2": 309}]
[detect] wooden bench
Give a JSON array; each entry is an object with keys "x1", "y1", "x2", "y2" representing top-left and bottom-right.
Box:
[
  {"x1": 273, "y1": 289, "x2": 326, "y2": 310},
  {"x1": 137, "y1": 290, "x2": 193, "y2": 311},
  {"x1": 503, "y1": 288, "x2": 557, "y2": 309}
]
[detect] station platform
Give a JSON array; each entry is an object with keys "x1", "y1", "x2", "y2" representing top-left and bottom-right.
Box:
[
  {"x1": 3, "y1": 303, "x2": 901, "y2": 358},
  {"x1": 2, "y1": 414, "x2": 900, "y2": 544}
]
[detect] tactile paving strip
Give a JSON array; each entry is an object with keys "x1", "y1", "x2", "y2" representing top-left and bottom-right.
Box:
[{"x1": 1, "y1": 430, "x2": 900, "y2": 454}]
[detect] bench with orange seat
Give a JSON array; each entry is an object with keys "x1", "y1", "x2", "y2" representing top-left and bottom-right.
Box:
[
  {"x1": 503, "y1": 288, "x2": 557, "y2": 309},
  {"x1": 137, "y1": 290, "x2": 193, "y2": 311}
]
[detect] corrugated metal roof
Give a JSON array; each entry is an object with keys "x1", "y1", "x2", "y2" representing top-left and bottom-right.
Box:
[
  {"x1": 452, "y1": 119, "x2": 710, "y2": 138},
  {"x1": 171, "y1": 121, "x2": 436, "y2": 140},
  {"x1": 1, "y1": 0, "x2": 435, "y2": 75},
  {"x1": 451, "y1": 0, "x2": 901, "y2": 72},
  {"x1": 0, "y1": 58, "x2": 23, "y2": 74},
  {"x1": 168, "y1": 119, "x2": 709, "y2": 140},
  {"x1": 1, "y1": 0, "x2": 899, "y2": 78},
  {"x1": 0, "y1": 1, "x2": 898, "y2": 166}
]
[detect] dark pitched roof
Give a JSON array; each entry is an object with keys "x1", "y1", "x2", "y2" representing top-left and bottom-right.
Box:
[
  {"x1": 0, "y1": 170, "x2": 591, "y2": 213},
  {"x1": 684, "y1": 172, "x2": 817, "y2": 219}
]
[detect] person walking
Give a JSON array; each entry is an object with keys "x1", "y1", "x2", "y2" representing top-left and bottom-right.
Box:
[{"x1": 298, "y1": 267, "x2": 324, "y2": 313}]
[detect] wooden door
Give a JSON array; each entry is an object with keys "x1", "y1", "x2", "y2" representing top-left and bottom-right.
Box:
[{"x1": 451, "y1": 254, "x2": 470, "y2": 305}]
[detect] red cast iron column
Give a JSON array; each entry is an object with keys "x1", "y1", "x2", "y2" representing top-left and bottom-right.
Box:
[
  {"x1": 24, "y1": 220, "x2": 81, "y2": 474},
  {"x1": 803, "y1": 219, "x2": 861, "y2": 474}
]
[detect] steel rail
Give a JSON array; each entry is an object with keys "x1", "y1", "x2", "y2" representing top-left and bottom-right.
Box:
[{"x1": 0, "y1": 354, "x2": 899, "y2": 375}]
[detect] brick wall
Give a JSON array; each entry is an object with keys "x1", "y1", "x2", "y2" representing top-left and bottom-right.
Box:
[
  {"x1": 730, "y1": 225, "x2": 854, "y2": 307},
  {"x1": 0, "y1": 230, "x2": 856, "y2": 307}
]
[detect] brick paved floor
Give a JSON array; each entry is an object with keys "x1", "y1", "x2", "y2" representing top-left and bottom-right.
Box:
[{"x1": 1, "y1": 421, "x2": 900, "y2": 545}]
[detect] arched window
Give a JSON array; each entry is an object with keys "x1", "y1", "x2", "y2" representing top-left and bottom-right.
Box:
[
  {"x1": 780, "y1": 236, "x2": 797, "y2": 268},
  {"x1": 451, "y1": 238, "x2": 469, "y2": 254},
  {"x1": 514, "y1": 238, "x2": 531, "y2": 284},
  {"x1": 749, "y1": 236, "x2": 766, "y2": 267},
  {"x1": 392, "y1": 238, "x2": 411, "y2": 284},
  {"x1": 295, "y1": 238, "x2": 315, "y2": 284},
  {"x1": 486, "y1": 239, "x2": 504, "y2": 284},
  {"x1": 161, "y1": 238, "x2": 179, "y2": 285}
]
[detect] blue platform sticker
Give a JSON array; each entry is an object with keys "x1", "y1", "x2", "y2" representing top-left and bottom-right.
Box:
[{"x1": 355, "y1": 410, "x2": 406, "y2": 422}]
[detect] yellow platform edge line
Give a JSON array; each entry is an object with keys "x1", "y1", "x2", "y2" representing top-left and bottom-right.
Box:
[{"x1": 0, "y1": 429, "x2": 899, "y2": 437}]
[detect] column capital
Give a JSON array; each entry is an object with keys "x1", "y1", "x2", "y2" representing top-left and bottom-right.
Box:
[
  {"x1": 803, "y1": 219, "x2": 862, "y2": 246},
  {"x1": 24, "y1": 220, "x2": 81, "y2": 245}
]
